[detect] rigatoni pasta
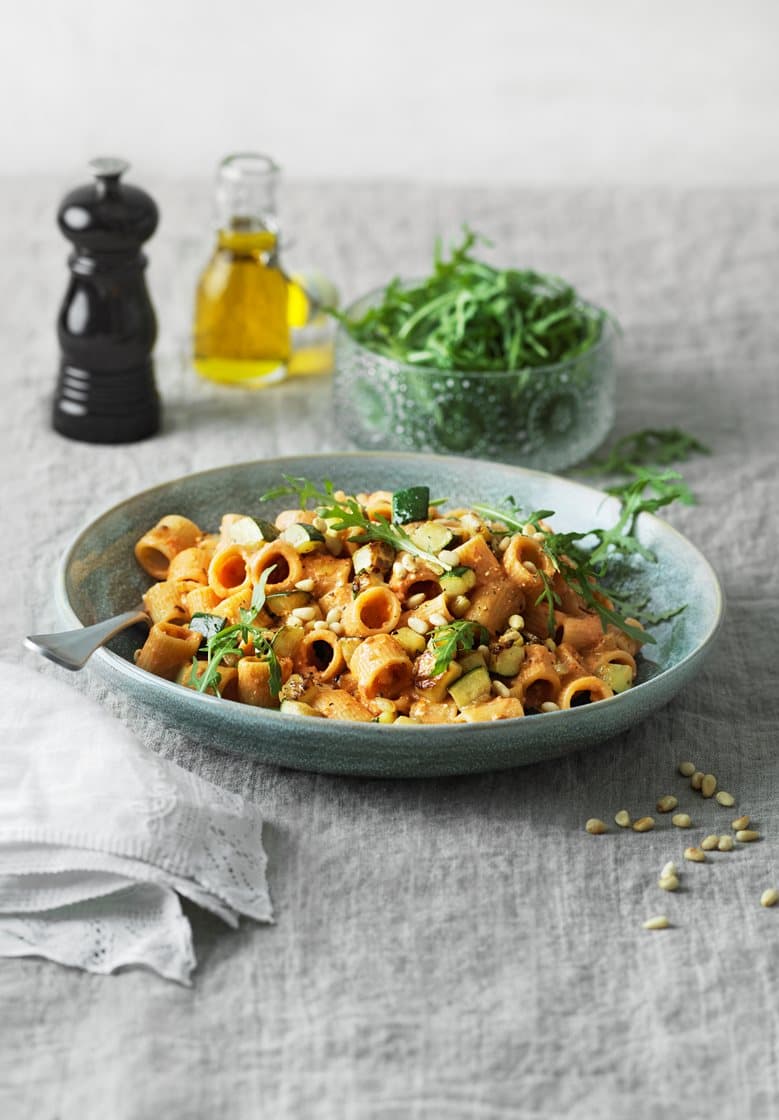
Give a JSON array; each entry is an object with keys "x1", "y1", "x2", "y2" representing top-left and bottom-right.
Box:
[{"x1": 131, "y1": 481, "x2": 646, "y2": 725}]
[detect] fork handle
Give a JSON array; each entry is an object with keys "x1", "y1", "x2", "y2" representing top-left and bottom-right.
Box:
[{"x1": 24, "y1": 608, "x2": 149, "y2": 671}]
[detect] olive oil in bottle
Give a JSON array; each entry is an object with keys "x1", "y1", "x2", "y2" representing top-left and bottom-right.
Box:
[{"x1": 193, "y1": 154, "x2": 289, "y2": 387}]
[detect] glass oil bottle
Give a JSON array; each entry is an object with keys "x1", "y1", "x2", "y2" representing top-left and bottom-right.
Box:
[{"x1": 193, "y1": 154, "x2": 289, "y2": 387}]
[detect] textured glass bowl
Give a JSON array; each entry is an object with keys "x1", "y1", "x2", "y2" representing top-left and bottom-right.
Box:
[{"x1": 333, "y1": 290, "x2": 617, "y2": 471}]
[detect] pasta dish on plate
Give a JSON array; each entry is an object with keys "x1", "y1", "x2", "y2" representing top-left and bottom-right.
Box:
[{"x1": 132, "y1": 480, "x2": 646, "y2": 725}]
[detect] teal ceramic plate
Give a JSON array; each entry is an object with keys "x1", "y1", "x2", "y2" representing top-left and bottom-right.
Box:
[{"x1": 57, "y1": 453, "x2": 723, "y2": 778}]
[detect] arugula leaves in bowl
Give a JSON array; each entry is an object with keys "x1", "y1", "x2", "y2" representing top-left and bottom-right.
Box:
[{"x1": 333, "y1": 230, "x2": 617, "y2": 471}]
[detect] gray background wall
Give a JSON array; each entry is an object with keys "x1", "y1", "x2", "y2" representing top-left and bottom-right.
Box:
[{"x1": 1, "y1": 0, "x2": 776, "y2": 184}]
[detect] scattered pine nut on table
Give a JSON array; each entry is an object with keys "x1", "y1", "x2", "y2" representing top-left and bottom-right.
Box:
[
  {"x1": 643, "y1": 916, "x2": 670, "y2": 930},
  {"x1": 656, "y1": 795, "x2": 678, "y2": 813},
  {"x1": 585, "y1": 818, "x2": 608, "y2": 835}
]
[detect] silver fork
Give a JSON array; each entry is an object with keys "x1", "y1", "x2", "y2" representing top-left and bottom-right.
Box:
[{"x1": 25, "y1": 606, "x2": 149, "y2": 671}]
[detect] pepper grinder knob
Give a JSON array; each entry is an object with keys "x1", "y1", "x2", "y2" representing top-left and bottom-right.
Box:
[{"x1": 53, "y1": 158, "x2": 161, "y2": 443}]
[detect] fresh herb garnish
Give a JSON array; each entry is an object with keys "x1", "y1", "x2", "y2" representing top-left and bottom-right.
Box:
[
  {"x1": 260, "y1": 476, "x2": 453, "y2": 571},
  {"x1": 583, "y1": 428, "x2": 709, "y2": 476},
  {"x1": 337, "y1": 228, "x2": 607, "y2": 373},
  {"x1": 189, "y1": 565, "x2": 281, "y2": 697},
  {"x1": 472, "y1": 477, "x2": 695, "y2": 645},
  {"x1": 428, "y1": 619, "x2": 489, "y2": 676}
]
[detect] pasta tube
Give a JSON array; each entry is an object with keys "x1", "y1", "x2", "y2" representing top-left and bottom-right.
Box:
[
  {"x1": 134, "y1": 622, "x2": 202, "y2": 680},
  {"x1": 134, "y1": 515, "x2": 202, "y2": 580},
  {"x1": 294, "y1": 629, "x2": 346, "y2": 681},
  {"x1": 341, "y1": 585, "x2": 402, "y2": 637},
  {"x1": 558, "y1": 676, "x2": 614, "y2": 709},
  {"x1": 349, "y1": 634, "x2": 413, "y2": 700},
  {"x1": 248, "y1": 541, "x2": 304, "y2": 592}
]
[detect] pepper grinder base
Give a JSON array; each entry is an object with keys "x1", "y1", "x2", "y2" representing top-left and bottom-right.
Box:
[{"x1": 53, "y1": 360, "x2": 160, "y2": 444}]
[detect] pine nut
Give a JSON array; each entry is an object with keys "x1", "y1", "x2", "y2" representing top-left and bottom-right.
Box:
[
  {"x1": 312, "y1": 516, "x2": 328, "y2": 532},
  {"x1": 678, "y1": 761, "x2": 696, "y2": 777},
  {"x1": 633, "y1": 817, "x2": 655, "y2": 833},
  {"x1": 614, "y1": 810, "x2": 632, "y2": 828},
  {"x1": 438, "y1": 549, "x2": 459, "y2": 567},
  {"x1": 701, "y1": 834, "x2": 720, "y2": 851},
  {"x1": 736, "y1": 830, "x2": 760, "y2": 843},
  {"x1": 701, "y1": 773, "x2": 717, "y2": 798},
  {"x1": 406, "y1": 592, "x2": 427, "y2": 608},
  {"x1": 658, "y1": 875, "x2": 680, "y2": 892},
  {"x1": 732, "y1": 815, "x2": 750, "y2": 831},
  {"x1": 661, "y1": 861, "x2": 678, "y2": 879},
  {"x1": 326, "y1": 607, "x2": 342, "y2": 623},
  {"x1": 544, "y1": 638, "x2": 557, "y2": 652},
  {"x1": 401, "y1": 552, "x2": 416, "y2": 571},
  {"x1": 760, "y1": 888, "x2": 779, "y2": 908},
  {"x1": 684, "y1": 847, "x2": 706, "y2": 862},
  {"x1": 492, "y1": 680, "x2": 510, "y2": 698},
  {"x1": 643, "y1": 916, "x2": 670, "y2": 930},
  {"x1": 532, "y1": 531, "x2": 546, "y2": 543},
  {"x1": 498, "y1": 536, "x2": 510, "y2": 552},
  {"x1": 508, "y1": 614, "x2": 525, "y2": 630},
  {"x1": 672, "y1": 813, "x2": 692, "y2": 828},
  {"x1": 428, "y1": 612, "x2": 449, "y2": 628},
  {"x1": 715, "y1": 791, "x2": 735, "y2": 807},
  {"x1": 295, "y1": 578, "x2": 315, "y2": 592},
  {"x1": 690, "y1": 771, "x2": 705, "y2": 791},
  {"x1": 585, "y1": 818, "x2": 608, "y2": 835},
  {"x1": 329, "y1": 622, "x2": 343, "y2": 636},
  {"x1": 312, "y1": 619, "x2": 329, "y2": 630},
  {"x1": 407, "y1": 616, "x2": 429, "y2": 635},
  {"x1": 656, "y1": 795, "x2": 678, "y2": 813},
  {"x1": 523, "y1": 560, "x2": 538, "y2": 573},
  {"x1": 450, "y1": 595, "x2": 470, "y2": 618},
  {"x1": 540, "y1": 701, "x2": 559, "y2": 712},
  {"x1": 717, "y1": 835, "x2": 734, "y2": 852},
  {"x1": 291, "y1": 606, "x2": 317, "y2": 621}
]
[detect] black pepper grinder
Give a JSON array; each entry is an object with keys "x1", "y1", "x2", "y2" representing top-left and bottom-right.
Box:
[{"x1": 53, "y1": 157, "x2": 161, "y2": 443}]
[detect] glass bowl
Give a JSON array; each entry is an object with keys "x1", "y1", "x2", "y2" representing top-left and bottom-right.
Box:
[{"x1": 333, "y1": 289, "x2": 618, "y2": 471}]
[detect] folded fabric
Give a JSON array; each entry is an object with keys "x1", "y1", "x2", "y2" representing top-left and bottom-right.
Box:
[{"x1": 0, "y1": 661, "x2": 272, "y2": 984}]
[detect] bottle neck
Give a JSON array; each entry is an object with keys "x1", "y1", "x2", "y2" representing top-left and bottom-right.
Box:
[{"x1": 217, "y1": 227, "x2": 279, "y2": 260}]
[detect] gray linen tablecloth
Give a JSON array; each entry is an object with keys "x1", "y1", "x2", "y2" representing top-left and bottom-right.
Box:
[{"x1": 1, "y1": 180, "x2": 777, "y2": 1119}]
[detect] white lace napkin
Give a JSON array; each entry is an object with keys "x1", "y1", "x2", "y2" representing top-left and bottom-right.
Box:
[{"x1": 0, "y1": 662, "x2": 272, "y2": 984}]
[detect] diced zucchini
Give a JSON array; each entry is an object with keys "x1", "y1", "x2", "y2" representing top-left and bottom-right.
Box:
[
  {"x1": 265, "y1": 590, "x2": 312, "y2": 617},
  {"x1": 599, "y1": 663, "x2": 634, "y2": 694},
  {"x1": 409, "y1": 521, "x2": 454, "y2": 554},
  {"x1": 440, "y1": 565, "x2": 477, "y2": 597},
  {"x1": 448, "y1": 666, "x2": 492, "y2": 709},
  {"x1": 188, "y1": 613, "x2": 227, "y2": 646},
  {"x1": 280, "y1": 699, "x2": 324, "y2": 718},
  {"x1": 392, "y1": 486, "x2": 430, "y2": 524},
  {"x1": 490, "y1": 643, "x2": 526, "y2": 677},
  {"x1": 415, "y1": 659, "x2": 463, "y2": 703},
  {"x1": 458, "y1": 650, "x2": 487, "y2": 673},
  {"x1": 256, "y1": 518, "x2": 281, "y2": 541},
  {"x1": 352, "y1": 540, "x2": 395, "y2": 575},
  {"x1": 272, "y1": 625, "x2": 305, "y2": 658},
  {"x1": 414, "y1": 654, "x2": 463, "y2": 703},
  {"x1": 280, "y1": 523, "x2": 326, "y2": 552},
  {"x1": 227, "y1": 516, "x2": 279, "y2": 545},
  {"x1": 394, "y1": 626, "x2": 428, "y2": 656}
]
